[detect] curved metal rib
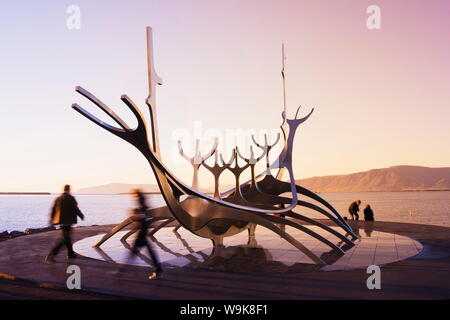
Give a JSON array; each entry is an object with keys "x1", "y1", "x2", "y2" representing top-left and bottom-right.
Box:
[
  {"x1": 74, "y1": 86, "x2": 130, "y2": 131},
  {"x1": 242, "y1": 189, "x2": 353, "y2": 246},
  {"x1": 94, "y1": 217, "x2": 135, "y2": 247},
  {"x1": 261, "y1": 214, "x2": 344, "y2": 254},
  {"x1": 148, "y1": 217, "x2": 176, "y2": 236}
]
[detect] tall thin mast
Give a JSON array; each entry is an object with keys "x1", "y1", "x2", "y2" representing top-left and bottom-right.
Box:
[
  {"x1": 146, "y1": 27, "x2": 152, "y2": 101},
  {"x1": 146, "y1": 26, "x2": 163, "y2": 155},
  {"x1": 281, "y1": 43, "x2": 287, "y2": 116}
]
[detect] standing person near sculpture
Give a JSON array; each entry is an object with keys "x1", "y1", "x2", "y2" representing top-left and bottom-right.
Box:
[
  {"x1": 45, "y1": 185, "x2": 84, "y2": 262},
  {"x1": 122, "y1": 189, "x2": 163, "y2": 280},
  {"x1": 348, "y1": 200, "x2": 361, "y2": 221},
  {"x1": 364, "y1": 204, "x2": 375, "y2": 221}
]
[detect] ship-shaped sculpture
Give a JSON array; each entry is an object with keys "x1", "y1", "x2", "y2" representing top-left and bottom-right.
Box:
[{"x1": 72, "y1": 27, "x2": 358, "y2": 265}]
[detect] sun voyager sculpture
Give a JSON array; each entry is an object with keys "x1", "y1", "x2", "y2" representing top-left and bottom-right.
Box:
[{"x1": 72, "y1": 27, "x2": 358, "y2": 265}]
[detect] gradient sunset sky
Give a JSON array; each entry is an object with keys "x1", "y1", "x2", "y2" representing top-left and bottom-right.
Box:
[{"x1": 0, "y1": 0, "x2": 449, "y2": 192}]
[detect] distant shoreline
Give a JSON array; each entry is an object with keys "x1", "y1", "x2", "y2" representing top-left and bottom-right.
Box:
[
  {"x1": 0, "y1": 192, "x2": 51, "y2": 195},
  {"x1": 398, "y1": 189, "x2": 450, "y2": 192},
  {"x1": 76, "y1": 189, "x2": 450, "y2": 195},
  {"x1": 311, "y1": 189, "x2": 450, "y2": 193},
  {"x1": 1, "y1": 190, "x2": 448, "y2": 196}
]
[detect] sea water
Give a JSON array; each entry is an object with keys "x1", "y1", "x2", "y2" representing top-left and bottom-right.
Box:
[{"x1": 0, "y1": 191, "x2": 449, "y2": 232}]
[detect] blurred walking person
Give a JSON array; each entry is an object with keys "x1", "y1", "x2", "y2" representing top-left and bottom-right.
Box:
[
  {"x1": 348, "y1": 200, "x2": 361, "y2": 221},
  {"x1": 120, "y1": 189, "x2": 162, "y2": 280},
  {"x1": 45, "y1": 185, "x2": 84, "y2": 262}
]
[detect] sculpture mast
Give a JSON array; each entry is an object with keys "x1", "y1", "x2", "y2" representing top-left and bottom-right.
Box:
[
  {"x1": 146, "y1": 26, "x2": 163, "y2": 155},
  {"x1": 281, "y1": 43, "x2": 287, "y2": 116},
  {"x1": 276, "y1": 43, "x2": 288, "y2": 179}
]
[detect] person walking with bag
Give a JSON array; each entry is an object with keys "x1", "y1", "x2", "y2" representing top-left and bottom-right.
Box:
[{"x1": 45, "y1": 184, "x2": 84, "y2": 262}]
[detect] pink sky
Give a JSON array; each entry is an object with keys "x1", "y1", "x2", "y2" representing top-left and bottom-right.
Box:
[{"x1": 0, "y1": 0, "x2": 449, "y2": 192}]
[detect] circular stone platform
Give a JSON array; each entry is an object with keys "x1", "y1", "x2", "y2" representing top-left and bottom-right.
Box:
[{"x1": 74, "y1": 224, "x2": 422, "y2": 272}]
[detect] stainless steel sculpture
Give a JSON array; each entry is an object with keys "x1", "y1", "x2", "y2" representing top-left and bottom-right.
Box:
[{"x1": 72, "y1": 27, "x2": 358, "y2": 265}]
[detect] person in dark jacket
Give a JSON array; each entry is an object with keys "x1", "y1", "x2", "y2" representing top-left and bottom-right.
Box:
[
  {"x1": 45, "y1": 185, "x2": 84, "y2": 262},
  {"x1": 119, "y1": 189, "x2": 162, "y2": 280},
  {"x1": 364, "y1": 204, "x2": 375, "y2": 221},
  {"x1": 348, "y1": 200, "x2": 361, "y2": 221}
]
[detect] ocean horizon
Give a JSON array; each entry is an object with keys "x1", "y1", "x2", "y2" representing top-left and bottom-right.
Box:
[{"x1": 1, "y1": 191, "x2": 449, "y2": 233}]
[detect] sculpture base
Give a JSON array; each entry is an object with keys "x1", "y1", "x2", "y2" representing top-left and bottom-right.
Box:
[{"x1": 73, "y1": 224, "x2": 422, "y2": 272}]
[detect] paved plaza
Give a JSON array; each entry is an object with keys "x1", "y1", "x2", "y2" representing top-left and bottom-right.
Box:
[{"x1": 0, "y1": 220, "x2": 449, "y2": 299}]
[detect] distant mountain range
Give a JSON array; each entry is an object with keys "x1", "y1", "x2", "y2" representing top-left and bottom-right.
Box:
[
  {"x1": 76, "y1": 166, "x2": 450, "y2": 194},
  {"x1": 297, "y1": 165, "x2": 450, "y2": 192}
]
